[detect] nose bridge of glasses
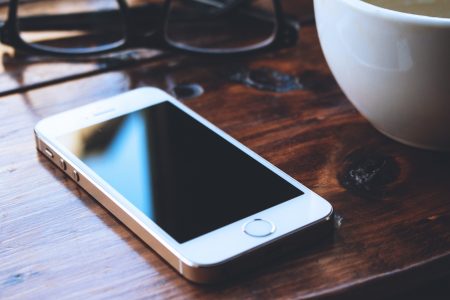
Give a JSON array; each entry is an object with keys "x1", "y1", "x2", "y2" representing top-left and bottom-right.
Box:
[
  {"x1": 125, "y1": 4, "x2": 162, "y2": 33},
  {"x1": 204, "y1": 0, "x2": 250, "y2": 14}
]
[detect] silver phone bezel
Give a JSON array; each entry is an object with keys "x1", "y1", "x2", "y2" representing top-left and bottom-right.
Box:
[{"x1": 35, "y1": 87, "x2": 333, "y2": 268}]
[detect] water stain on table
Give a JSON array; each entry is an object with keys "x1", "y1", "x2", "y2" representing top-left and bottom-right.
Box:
[
  {"x1": 338, "y1": 148, "x2": 400, "y2": 199},
  {"x1": 230, "y1": 67, "x2": 304, "y2": 92}
]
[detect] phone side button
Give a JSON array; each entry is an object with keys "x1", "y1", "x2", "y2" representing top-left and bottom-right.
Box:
[
  {"x1": 243, "y1": 219, "x2": 276, "y2": 237},
  {"x1": 72, "y1": 170, "x2": 80, "y2": 182},
  {"x1": 44, "y1": 148, "x2": 54, "y2": 158},
  {"x1": 59, "y1": 158, "x2": 67, "y2": 171}
]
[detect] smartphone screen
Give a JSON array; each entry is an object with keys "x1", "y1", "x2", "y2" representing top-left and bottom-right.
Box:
[{"x1": 58, "y1": 101, "x2": 303, "y2": 243}]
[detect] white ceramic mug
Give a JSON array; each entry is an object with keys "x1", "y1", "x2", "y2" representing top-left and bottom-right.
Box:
[{"x1": 314, "y1": 0, "x2": 450, "y2": 151}]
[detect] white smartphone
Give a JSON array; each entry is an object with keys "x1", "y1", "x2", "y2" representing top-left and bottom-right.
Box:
[{"x1": 35, "y1": 87, "x2": 333, "y2": 283}]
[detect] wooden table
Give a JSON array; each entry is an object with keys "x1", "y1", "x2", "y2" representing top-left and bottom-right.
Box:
[{"x1": 1, "y1": 1, "x2": 449, "y2": 299}]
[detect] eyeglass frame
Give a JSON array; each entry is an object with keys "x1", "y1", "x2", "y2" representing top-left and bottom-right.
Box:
[{"x1": 0, "y1": 0, "x2": 300, "y2": 56}]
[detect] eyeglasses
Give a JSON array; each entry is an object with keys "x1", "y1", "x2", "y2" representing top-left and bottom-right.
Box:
[{"x1": 0, "y1": 0, "x2": 300, "y2": 56}]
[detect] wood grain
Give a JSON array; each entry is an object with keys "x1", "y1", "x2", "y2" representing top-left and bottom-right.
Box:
[{"x1": 0, "y1": 1, "x2": 449, "y2": 299}]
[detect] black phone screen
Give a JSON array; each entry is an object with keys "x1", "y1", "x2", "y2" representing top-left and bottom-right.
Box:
[{"x1": 58, "y1": 101, "x2": 303, "y2": 243}]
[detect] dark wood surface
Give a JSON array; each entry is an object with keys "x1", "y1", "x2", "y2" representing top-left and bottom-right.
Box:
[{"x1": 1, "y1": 1, "x2": 449, "y2": 299}]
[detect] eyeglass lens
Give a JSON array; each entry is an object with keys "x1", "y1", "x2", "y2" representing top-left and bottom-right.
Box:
[
  {"x1": 17, "y1": 0, "x2": 126, "y2": 53},
  {"x1": 165, "y1": 0, "x2": 278, "y2": 52}
]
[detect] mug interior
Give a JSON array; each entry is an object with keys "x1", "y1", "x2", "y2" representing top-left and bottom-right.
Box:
[
  {"x1": 340, "y1": 0, "x2": 450, "y2": 26},
  {"x1": 362, "y1": 0, "x2": 450, "y2": 18}
]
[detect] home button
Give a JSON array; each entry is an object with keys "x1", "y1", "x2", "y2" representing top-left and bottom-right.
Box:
[{"x1": 243, "y1": 219, "x2": 276, "y2": 237}]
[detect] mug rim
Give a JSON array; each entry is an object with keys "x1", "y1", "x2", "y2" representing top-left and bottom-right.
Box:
[{"x1": 340, "y1": 0, "x2": 450, "y2": 27}]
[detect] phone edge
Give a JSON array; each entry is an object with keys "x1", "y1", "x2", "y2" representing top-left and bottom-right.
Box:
[{"x1": 35, "y1": 132, "x2": 334, "y2": 284}]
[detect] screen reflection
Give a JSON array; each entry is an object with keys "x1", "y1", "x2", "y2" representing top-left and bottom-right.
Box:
[{"x1": 58, "y1": 102, "x2": 303, "y2": 243}]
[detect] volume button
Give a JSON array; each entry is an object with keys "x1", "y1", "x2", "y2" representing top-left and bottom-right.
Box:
[
  {"x1": 59, "y1": 158, "x2": 67, "y2": 170},
  {"x1": 72, "y1": 170, "x2": 80, "y2": 182}
]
